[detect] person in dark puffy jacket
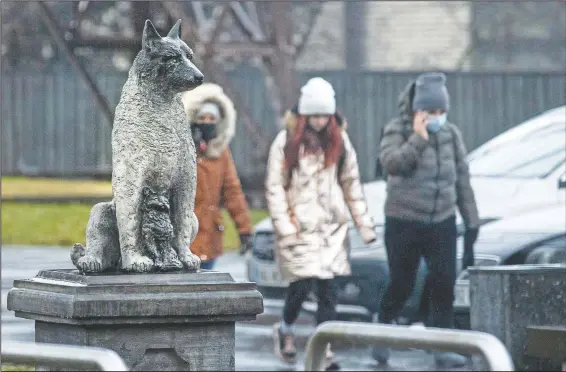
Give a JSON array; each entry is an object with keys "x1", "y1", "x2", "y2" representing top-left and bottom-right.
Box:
[{"x1": 372, "y1": 72, "x2": 480, "y2": 368}]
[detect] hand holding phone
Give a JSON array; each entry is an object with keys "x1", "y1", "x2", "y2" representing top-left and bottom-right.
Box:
[{"x1": 413, "y1": 111, "x2": 429, "y2": 140}]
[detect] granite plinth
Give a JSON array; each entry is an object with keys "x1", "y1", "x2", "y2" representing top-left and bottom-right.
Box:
[
  {"x1": 469, "y1": 264, "x2": 566, "y2": 370},
  {"x1": 7, "y1": 269, "x2": 264, "y2": 371}
]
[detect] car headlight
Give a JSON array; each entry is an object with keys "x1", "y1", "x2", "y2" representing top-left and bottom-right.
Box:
[
  {"x1": 252, "y1": 232, "x2": 276, "y2": 261},
  {"x1": 340, "y1": 281, "x2": 362, "y2": 301}
]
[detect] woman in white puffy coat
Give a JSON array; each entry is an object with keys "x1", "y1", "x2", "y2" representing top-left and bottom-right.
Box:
[{"x1": 265, "y1": 77, "x2": 377, "y2": 367}]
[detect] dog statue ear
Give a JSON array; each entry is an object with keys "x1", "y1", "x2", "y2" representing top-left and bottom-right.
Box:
[
  {"x1": 142, "y1": 19, "x2": 161, "y2": 51},
  {"x1": 167, "y1": 19, "x2": 182, "y2": 39}
]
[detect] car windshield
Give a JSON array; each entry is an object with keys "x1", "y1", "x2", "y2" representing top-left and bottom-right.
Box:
[{"x1": 468, "y1": 121, "x2": 566, "y2": 179}]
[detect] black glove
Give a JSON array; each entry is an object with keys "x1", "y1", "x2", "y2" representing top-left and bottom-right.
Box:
[
  {"x1": 462, "y1": 228, "x2": 479, "y2": 271},
  {"x1": 238, "y1": 234, "x2": 252, "y2": 256}
]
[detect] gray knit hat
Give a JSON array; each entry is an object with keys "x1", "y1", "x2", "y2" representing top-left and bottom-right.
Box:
[{"x1": 412, "y1": 72, "x2": 450, "y2": 112}]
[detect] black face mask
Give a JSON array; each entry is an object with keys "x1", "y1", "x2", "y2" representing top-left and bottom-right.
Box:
[{"x1": 191, "y1": 123, "x2": 217, "y2": 143}]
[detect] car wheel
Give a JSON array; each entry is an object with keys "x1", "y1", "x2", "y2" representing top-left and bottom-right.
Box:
[{"x1": 525, "y1": 247, "x2": 566, "y2": 264}]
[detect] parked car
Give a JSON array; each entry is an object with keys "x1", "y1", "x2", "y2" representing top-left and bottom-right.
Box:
[
  {"x1": 452, "y1": 202, "x2": 566, "y2": 328},
  {"x1": 246, "y1": 105, "x2": 566, "y2": 325}
]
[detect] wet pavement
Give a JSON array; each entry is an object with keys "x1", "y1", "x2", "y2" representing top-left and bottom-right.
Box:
[{"x1": 1, "y1": 245, "x2": 485, "y2": 371}]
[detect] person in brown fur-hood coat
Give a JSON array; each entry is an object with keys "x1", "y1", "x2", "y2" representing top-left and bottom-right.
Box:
[
  {"x1": 265, "y1": 77, "x2": 377, "y2": 368},
  {"x1": 181, "y1": 83, "x2": 252, "y2": 270}
]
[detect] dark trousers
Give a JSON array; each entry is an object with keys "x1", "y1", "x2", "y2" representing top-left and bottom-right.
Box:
[
  {"x1": 283, "y1": 278, "x2": 338, "y2": 326},
  {"x1": 417, "y1": 274, "x2": 434, "y2": 325},
  {"x1": 379, "y1": 215, "x2": 457, "y2": 329}
]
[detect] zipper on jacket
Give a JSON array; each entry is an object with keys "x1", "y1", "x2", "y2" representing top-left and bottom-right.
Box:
[{"x1": 431, "y1": 135, "x2": 441, "y2": 223}]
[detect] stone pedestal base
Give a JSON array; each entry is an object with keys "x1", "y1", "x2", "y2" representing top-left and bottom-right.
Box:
[
  {"x1": 7, "y1": 269, "x2": 263, "y2": 371},
  {"x1": 469, "y1": 264, "x2": 566, "y2": 370}
]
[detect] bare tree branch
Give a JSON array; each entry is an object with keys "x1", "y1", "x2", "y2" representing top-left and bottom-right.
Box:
[
  {"x1": 35, "y1": 1, "x2": 114, "y2": 126},
  {"x1": 191, "y1": 1, "x2": 208, "y2": 39},
  {"x1": 203, "y1": 4, "x2": 230, "y2": 56},
  {"x1": 269, "y1": 1, "x2": 298, "y2": 112},
  {"x1": 253, "y1": 2, "x2": 274, "y2": 42},
  {"x1": 67, "y1": 36, "x2": 274, "y2": 57},
  {"x1": 221, "y1": 2, "x2": 282, "y2": 117},
  {"x1": 162, "y1": 1, "x2": 269, "y2": 157},
  {"x1": 243, "y1": 2, "x2": 262, "y2": 34},
  {"x1": 293, "y1": 4, "x2": 322, "y2": 61},
  {"x1": 162, "y1": 1, "x2": 204, "y2": 57},
  {"x1": 229, "y1": 2, "x2": 265, "y2": 42},
  {"x1": 439, "y1": 2, "x2": 474, "y2": 70}
]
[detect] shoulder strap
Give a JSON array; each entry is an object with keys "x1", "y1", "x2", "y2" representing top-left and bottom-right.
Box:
[
  {"x1": 448, "y1": 124, "x2": 460, "y2": 165},
  {"x1": 284, "y1": 128, "x2": 292, "y2": 190},
  {"x1": 337, "y1": 141, "x2": 346, "y2": 178}
]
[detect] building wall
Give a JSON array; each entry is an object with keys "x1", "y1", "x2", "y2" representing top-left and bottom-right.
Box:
[
  {"x1": 364, "y1": 1, "x2": 471, "y2": 70},
  {"x1": 296, "y1": 2, "x2": 346, "y2": 70},
  {"x1": 296, "y1": 1, "x2": 565, "y2": 72},
  {"x1": 296, "y1": 1, "x2": 472, "y2": 71}
]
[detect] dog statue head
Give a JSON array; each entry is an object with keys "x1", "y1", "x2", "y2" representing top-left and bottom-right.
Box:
[{"x1": 133, "y1": 19, "x2": 203, "y2": 94}]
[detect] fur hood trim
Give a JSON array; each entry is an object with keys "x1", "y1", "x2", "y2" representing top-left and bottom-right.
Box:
[
  {"x1": 181, "y1": 83, "x2": 236, "y2": 158},
  {"x1": 281, "y1": 110, "x2": 348, "y2": 135}
]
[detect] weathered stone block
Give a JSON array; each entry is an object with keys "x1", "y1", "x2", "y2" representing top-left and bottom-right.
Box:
[
  {"x1": 469, "y1": 264, "x2": 566, "y2": 370},
  {"x1": 7, "y1": 269, "x2": 263, "y2": 371}
]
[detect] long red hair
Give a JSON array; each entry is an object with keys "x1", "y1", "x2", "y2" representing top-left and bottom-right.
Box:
[{"x1": 284, "y1": 114, "x2": 343, "y2": 172}]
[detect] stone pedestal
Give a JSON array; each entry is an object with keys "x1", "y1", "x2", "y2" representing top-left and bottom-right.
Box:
[
  {"x1": 469, "y1": 264, "x2": 566, "y2": 370},
  {"x1": 7, "y1": 269, "x2": 264, "y2": 371}
]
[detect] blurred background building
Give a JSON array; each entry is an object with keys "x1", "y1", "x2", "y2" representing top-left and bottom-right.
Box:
[{"x1": 2, "y1": 1, "x2": 565, "y2": 205}]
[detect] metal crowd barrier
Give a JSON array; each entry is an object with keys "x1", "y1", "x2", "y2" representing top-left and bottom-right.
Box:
[
  {"x1": 1, "y1": 341, "x2": 129, "y2": 371},
  {"x1": 304, "y1": 321, "x2": 515, "y2": 371}
]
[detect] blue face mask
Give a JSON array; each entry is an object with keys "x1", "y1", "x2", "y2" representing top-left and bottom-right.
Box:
[{"x1": 426, "y1": 113, "x2": 447, "y2": 133}]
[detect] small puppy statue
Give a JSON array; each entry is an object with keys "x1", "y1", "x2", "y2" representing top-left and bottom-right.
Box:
[{"x1": 140, "y1": 186, "x2": 183, "y2": 271}]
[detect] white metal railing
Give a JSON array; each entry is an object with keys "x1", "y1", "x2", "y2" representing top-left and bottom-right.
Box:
[
  {"x1": 1, "y1": 341, "x2": 129, "y2": 371},
  {"x1": 304, "y1": 321, "x2": 515, "y2": 371}
]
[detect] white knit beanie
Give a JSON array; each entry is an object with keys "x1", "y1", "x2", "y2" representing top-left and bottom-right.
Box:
[{"x1": 298, "y1": 77, "x2": 336, "y2": 116}]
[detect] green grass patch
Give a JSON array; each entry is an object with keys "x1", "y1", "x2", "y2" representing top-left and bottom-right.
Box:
[
  {"x1": 2, "y1": 176, "x2": 112, "y2": 198},
  {"x1": 1, "y1": 203, "x2": 93, "y2": 246},
  {"x1": 1, "y1": 365, "x2": 35, "y2": 372},
  {"x1": 1, "y1": 177, "x2": 268, "y2": 248},
  {"x1": 1, "y1": 202, "x2": 268, "y2": 248}
]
